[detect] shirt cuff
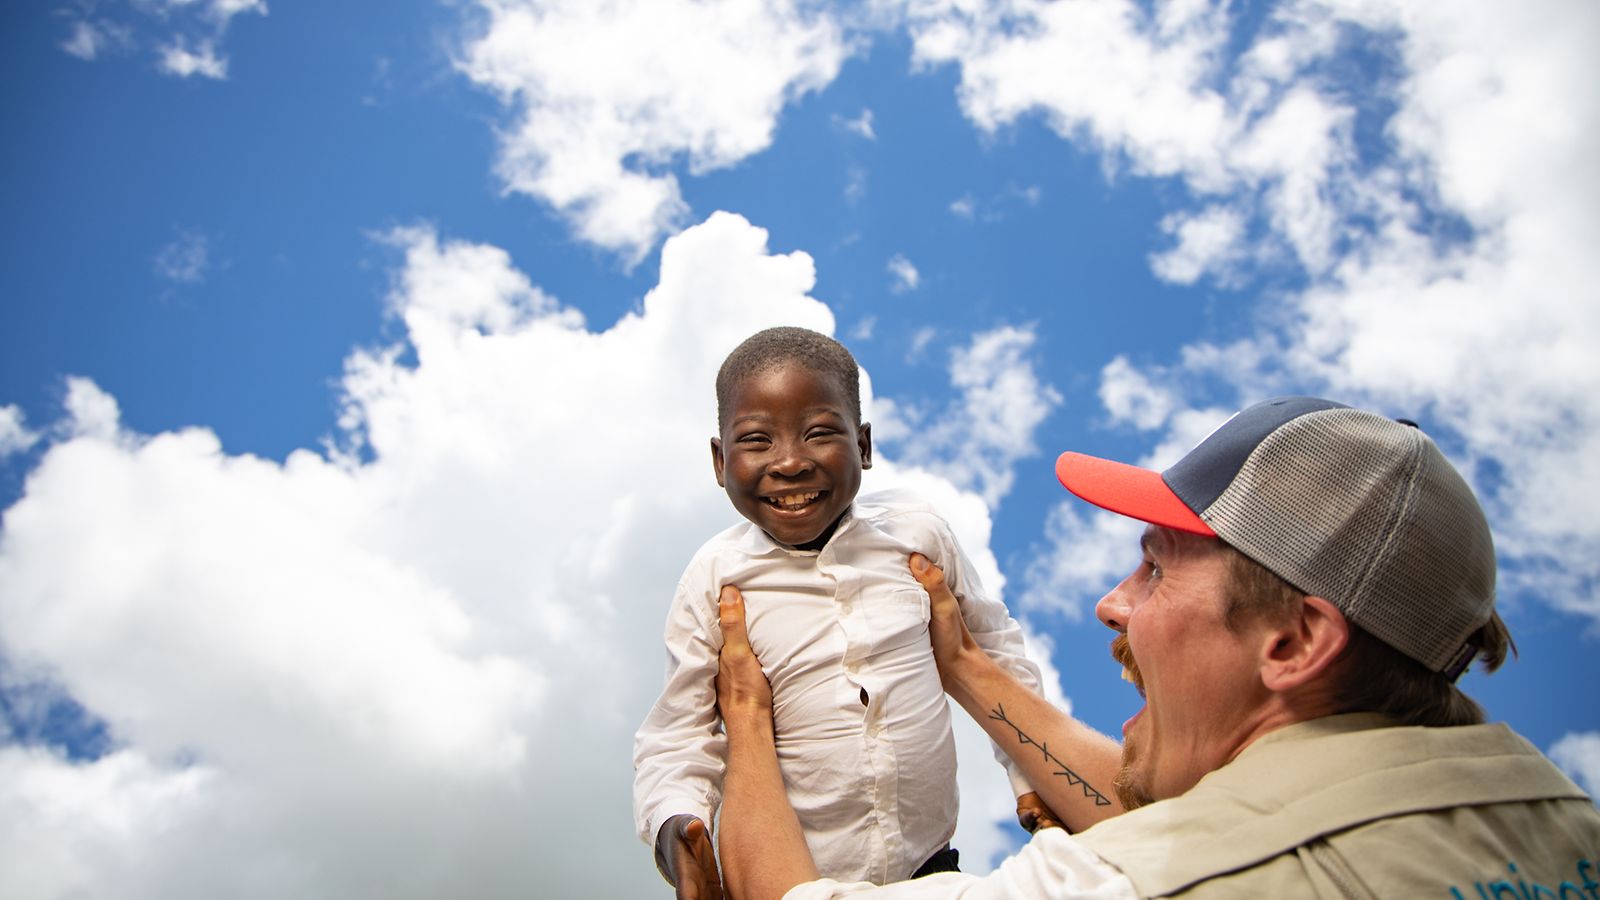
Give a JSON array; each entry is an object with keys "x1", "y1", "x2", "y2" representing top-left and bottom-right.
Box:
[{"x1": 646, "y1": 799, "x2": 715, "y2": 850}]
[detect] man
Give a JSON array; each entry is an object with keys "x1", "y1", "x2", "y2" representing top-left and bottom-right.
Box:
[{"x1": 714, "y1": 396, "x2": 1600, "y2": 899}]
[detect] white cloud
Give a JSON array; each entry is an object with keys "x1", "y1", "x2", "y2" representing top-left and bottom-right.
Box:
[
  {"x1": 457, "y1": 0, "x2": 849, "y2": 263},
  {"x1": 887, "y1": 252, "x2": 921, "y2": 292},
  {"x1": 906, "y1": 324, "x2": 938, "y2": 361},
  {"x1": 60, "y1": 20, "x2": 127, "y2": 61},
  {"x1": 880, "y1": 326, "x2": 1062, "y2": 507},
  {"x1": 1149, "y1": 204, "x2": 1246, "y2": 285},
  {"x1": 158, "y1": 39, "x2": 228, "y2": 79},
  {"x1": 0, "y1": 406, "x2": 40, "y2": 458},
  {"x1": 153, "y1": 230, "x2": 213, "y2": 284},
  {"x1": 1549, "y1": 731, "x2": 1600, "y2": 797},
  {"x1": 58, "y1": 0, "x2": 265, "y2": 77},
  {"x1": 0, "y1": 212, "x2": 1049, "y2": 895},
  {"x1": 950, "y1": 193, "x2": 976, "y2": 219},
  {"x1": 61, "y1": 377, "x2": 121, "y2": 443},
  {"x1": 834, "y1": 107, "x2": 877, "y2": 140},
  {"x1": 902, "y1": 0, "x2": 1600, "y2": 622},
  {"x1": 1098, "y1": 355, "x2": 1177, "y2": 431}
]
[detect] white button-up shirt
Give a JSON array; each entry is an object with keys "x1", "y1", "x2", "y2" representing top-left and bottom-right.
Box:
[{"x1": 633, "y1": 490, "x2": 1043, "y2": 884}]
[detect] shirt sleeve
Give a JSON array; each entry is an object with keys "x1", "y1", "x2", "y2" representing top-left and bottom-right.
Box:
[
  {"x1": 781, "y1": 829, "x2": 1137, "y2": 900},
  {"x1": 631, "y1": 569, "x2": 725, "y2": 848},
  {"x1": 927, "y1": 517, "x2": 1046, "y2": 798}
]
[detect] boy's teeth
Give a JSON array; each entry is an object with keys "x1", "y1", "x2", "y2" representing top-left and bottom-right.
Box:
[{"x1": 771, "y1": 491, "x2": 821, "y2": 508}]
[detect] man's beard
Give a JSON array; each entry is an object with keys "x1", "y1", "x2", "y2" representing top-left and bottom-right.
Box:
[
  {"x1": 1111, "y1": 634, "x2": 1155, "y2": 810},
  {"x1": 1114, "y1": 739, "x2": 1155, "y2": 810}
]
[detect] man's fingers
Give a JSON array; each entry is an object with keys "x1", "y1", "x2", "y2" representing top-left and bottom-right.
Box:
[
  {"x1": 719, "y1": 585, "x2": 750, "y2": 651},
  {"x1": 909, "y1": 553, "x2": 955, "y2": 605}
]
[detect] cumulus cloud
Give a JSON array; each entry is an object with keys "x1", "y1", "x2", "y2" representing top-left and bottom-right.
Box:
[
  {"x1": 1549, "y1": 732, "x2": 1600, "y2": 797},
  {"x1": 57, "y1": 0, "x2": 265, "y2": 78},
  {"x1": 887, "y1": 252, "x2": 921, "y2": 292},
  {"x1": 901, "y1": 0, "x2": 1600, "y2": 622},
  {"x1": 0, "y1": 212, "x2": 1054, "y2": 896},
  {"x1": 0, "y1": 406, "x2": 40, "y2": 458},
  {"x1": 456, "y1": 0, "x2": 849, "y2": 264},
  {"x1": 876, "y1": 326, "x2": 1062, "y2": 507},
  {"x1": 1149, "y1": 204, "x2": 1247, "y2": 285}
]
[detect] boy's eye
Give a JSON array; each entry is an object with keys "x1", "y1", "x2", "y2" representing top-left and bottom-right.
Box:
[
  {"x1": 806, "y1": 427, "x2": 837, "y2": 440},
  {"x1": 737, "y1": 434, "x2": 771, "y2": 447}
]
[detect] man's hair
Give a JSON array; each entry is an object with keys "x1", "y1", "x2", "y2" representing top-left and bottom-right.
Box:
[
  {"x1": 715, "y1": 327, "x2": 861, "y2": 429},
  {"x1": 1220, "y1": 545, "x2": 1514, "y2": 728}
]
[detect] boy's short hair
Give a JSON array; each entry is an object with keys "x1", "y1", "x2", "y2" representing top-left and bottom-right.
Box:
[{"x1": 716, "y1": 327, "x2": 861, "y2": 429}]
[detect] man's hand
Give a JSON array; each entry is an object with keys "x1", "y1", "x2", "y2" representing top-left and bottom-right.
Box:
[
  {"x1": 1015, "y1": 791, "x2": 1064, "y2": 833},
  {"x1": 715, "y1": 585, "x2": 773, "y2": 726},
  {"x1": 716, "y1": 585, "x2": 820, "y2": 899},
  {"x1": 655, "y1": 814, "x2": 723, "y2": 899},
  {"x1": 909, "y1": 553, "x2": 981, "y2": 681}
]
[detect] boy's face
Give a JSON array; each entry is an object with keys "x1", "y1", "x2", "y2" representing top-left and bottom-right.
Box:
[{"x1": 711, "y1": 362, "x2": 872, "y2": 549}]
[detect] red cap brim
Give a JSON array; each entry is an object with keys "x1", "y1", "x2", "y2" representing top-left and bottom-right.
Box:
[{"x1": 1055, "y1": 452, "x2": 1215, "y2": 536}]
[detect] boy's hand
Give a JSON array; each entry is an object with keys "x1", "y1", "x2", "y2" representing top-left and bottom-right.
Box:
[
  {"x1": 909, "y1": 553, "x2": 979, "y2": 680},
  {"x1": 655, "y1": 814, "x2": 723, "y2": 899},
  {"x1": 1015, "y1": 791, "x2": 1064, "y2": 833}
]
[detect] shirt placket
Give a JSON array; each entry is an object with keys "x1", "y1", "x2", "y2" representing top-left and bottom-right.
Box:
[{"x1": 821, "y1": 544, "x2": 901, "y2": 885}]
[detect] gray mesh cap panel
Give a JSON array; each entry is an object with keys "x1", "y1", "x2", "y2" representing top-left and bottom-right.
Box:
[{"x1": 1200, "y1": 408, "x2": 1496, "y2": 671}]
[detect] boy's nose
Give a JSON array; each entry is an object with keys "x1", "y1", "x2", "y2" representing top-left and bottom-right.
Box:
[{"x1": 767, "y1": 446, "x2": 813, "y2": 476}]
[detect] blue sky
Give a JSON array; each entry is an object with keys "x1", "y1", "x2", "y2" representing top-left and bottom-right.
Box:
[{"x1": 2, "y1": 0, "x2": 1598, "y2": 895}]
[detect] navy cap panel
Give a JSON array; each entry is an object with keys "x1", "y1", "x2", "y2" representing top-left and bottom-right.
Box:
[{"x1": 1162, "y1": 397, "x2": 1349, "y2": 516}]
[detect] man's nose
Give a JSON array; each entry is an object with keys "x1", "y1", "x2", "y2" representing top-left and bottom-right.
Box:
[{"x1": 1095, "y1": 575, "x2": 1133, "y2": 632}]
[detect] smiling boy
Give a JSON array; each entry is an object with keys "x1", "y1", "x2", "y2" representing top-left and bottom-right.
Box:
[{"x1": 632, "y1": 327, "x2": 1045, "y2": 895}]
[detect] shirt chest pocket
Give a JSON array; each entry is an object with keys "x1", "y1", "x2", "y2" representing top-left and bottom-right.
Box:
[{"x1": 858, "y1": 587, "x2": 931, "y2": 653}]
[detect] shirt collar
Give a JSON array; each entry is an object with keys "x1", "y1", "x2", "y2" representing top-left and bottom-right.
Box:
[{"x1": 732, "y1": 503, "x2": 861, "y2": 558}]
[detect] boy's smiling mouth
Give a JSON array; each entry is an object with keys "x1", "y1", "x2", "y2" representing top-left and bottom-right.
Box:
[{"x1": 766, "y1": 490, "x2": 825, "y2": 511}]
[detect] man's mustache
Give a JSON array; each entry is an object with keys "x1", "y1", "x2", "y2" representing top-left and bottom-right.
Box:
[{"x1": 1111, "y1": 634, "x2": 1145, "y2": 696}]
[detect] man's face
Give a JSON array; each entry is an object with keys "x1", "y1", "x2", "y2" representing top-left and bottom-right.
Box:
[
  {"x1": 711, "y1": 363, "x2": 871, "y2": 549},
  {"x1": 1095, "y1": 526, "x2": 1273, "y2": 808}
]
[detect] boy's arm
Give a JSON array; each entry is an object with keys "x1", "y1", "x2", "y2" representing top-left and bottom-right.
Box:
[
  {"x1": 911, "y1": 554, "x2": 1126, "y2": 832},
  {"x1": 633, "y1": 580, "x2": 727, "y2": 894}
]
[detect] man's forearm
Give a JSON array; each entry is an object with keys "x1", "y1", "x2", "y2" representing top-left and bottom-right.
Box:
[
  {"x1": 944, "y1": 646, "x2": 1126, "y2": 830},
  {"x1": 718, "y1": 709, "x2": 819, "y2": 900}
]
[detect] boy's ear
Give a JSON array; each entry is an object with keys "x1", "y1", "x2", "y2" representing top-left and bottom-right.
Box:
[
  {"x1": 858, "y1": 422, "x2": 873, "y2": 470},
  {"x1": 710, "y1": 437, "x2": 727, "y2": 487}
]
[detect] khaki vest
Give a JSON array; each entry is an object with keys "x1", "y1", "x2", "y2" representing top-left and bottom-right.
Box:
[{"x1": 1074, "y1": 715, "x2": 1600, "y2": 899}]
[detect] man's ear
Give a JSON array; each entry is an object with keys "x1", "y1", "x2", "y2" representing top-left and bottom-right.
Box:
[
  {"x1": 858, "y1": 422, "x2": 873, "y2": 470},
  {"x1": 1259, "y1": 595, "x2": 1349, "y2": 693},
  {"x1": 710, "y1": 437, "x2": 726, "y2": 487}
]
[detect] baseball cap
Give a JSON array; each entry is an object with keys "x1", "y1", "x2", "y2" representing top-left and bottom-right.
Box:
[{"x1": 1056, "y1": 396, "x2": 1496, "y2": 676}]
